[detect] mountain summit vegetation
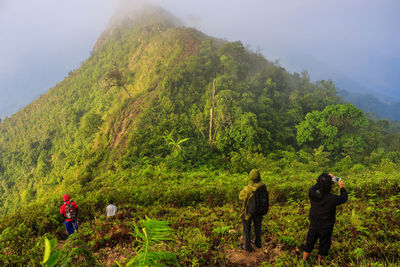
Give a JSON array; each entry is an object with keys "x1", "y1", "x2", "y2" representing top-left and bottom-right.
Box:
[{"x1": 0, "y1": 5, "x2": 399, "y2": 266}]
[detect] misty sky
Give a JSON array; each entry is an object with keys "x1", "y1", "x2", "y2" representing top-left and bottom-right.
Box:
[{"x1": 1, "y1": 0, "x2": 400, "y2": 118}]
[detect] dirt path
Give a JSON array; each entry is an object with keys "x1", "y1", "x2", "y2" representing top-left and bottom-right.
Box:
[
  {"x1": 56, "y1": 239, "x2": 66, "y2": 250},
  {"x1": 94, "y1": 244, "x2": 135, "y2": 266},
  {"x1": 225, "y1": 235, "x2": 300, "y2": 266},
  {"x1": 111, "y1": 97, "x2": 143, "y2": 148},
  {"x1": 226, "y1": 242, "x2": 285, "y2": 266}
]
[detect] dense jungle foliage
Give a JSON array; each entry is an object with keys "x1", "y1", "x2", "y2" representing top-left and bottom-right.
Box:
[{"x1": 0, "y1": 6, "x2": 399, "y2": 266}]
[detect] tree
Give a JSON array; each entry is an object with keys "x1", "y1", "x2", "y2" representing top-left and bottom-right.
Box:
[
  {"x1": 101, "y1": 63, "x2": 132, "y2": 97},
  {"x1": 79, "y1": 112, "x2": 103, "y2": 139},
  {"x1": 296, "y1": 104, "x2": 369, "y2": 158},
  {"x1": 163, "y1": 131, "x2": 189, "y2": 158}
]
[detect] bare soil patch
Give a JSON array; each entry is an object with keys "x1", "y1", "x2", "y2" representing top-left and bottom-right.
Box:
[
  {"x1": 226, "y1": 242, "x2": 285, "y2": 266},
  {"x1": 225, "y1": 235, "x2": 300, "y2": 266},
  {"x1": 94, "y1": 244, "x2": 136, "y2": 267}
]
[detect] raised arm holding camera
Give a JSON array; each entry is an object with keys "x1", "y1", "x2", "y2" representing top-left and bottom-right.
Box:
[{"x1": 302, "y1": 173, "x2": 348, "y2": 262}]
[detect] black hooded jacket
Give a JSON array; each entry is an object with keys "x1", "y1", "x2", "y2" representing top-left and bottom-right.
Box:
[{"x1": 308, "y1": 185, "x2": 348, "y2": 229}]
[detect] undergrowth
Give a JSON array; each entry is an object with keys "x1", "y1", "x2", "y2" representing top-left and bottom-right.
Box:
[{"x1": 0, "y1": 165, "x2": 399, "y2": 266}]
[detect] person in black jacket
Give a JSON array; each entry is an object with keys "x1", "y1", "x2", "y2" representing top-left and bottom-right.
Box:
[{"x1": 303, "y1": 173, "x2": 348, "y2": 262}]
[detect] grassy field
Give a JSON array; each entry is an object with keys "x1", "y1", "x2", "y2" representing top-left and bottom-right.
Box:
[{"x1": 0, "y1": 163, "x2": 399, "y2": 266}]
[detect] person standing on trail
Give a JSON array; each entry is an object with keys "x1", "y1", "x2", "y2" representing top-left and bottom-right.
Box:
[
  {"x1": 239, "y1": 169, "x2": 269, "y2": 252},
  {"x1": 106, "y1": 200, "x2": 117, "y2": 217},
  {"x1": 60, "y1": 194, "x2": 79, "y2": 235},
  {"x1": 303, "y1": 173, "x2": 348, "y2": 262}
]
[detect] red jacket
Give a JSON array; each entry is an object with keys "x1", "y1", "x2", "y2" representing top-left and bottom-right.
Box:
[{"x1": 60, "y1": 201, "x2": 78, "y2": 222}]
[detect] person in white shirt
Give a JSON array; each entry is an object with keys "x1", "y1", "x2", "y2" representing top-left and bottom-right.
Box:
[{"x1": 106, "y1": 200, "x2": 117, "y2": 217}]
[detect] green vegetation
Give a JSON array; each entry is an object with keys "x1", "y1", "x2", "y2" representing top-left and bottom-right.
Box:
[
  {"x1": 0, "y1": 6, "x2": 399, "y2": 266},
  {"x1": 41, "y1": 238, "x2": 61, "y2": 267},
  {"x1": 119, "y1": 217, "x2": 178, "y2": 266}
]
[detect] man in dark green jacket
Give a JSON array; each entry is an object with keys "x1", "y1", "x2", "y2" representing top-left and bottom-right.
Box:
[{"x1": 239, "y1": 169, "x2": 268, "y2": 252}]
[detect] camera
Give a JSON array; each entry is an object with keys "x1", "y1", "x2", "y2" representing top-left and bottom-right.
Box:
[{"x1": 332, "y1": 176, "x2": 341, "y2": 182}]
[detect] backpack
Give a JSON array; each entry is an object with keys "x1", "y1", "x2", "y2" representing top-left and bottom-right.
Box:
[
  {"x1": 247, "y1": 185, "x2": 269, "y2": 216},
  {"x1": 64, "y1": 201, "x2": 76, "y2": 219}
]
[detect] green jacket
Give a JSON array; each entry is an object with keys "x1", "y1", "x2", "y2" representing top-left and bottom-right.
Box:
[{"x1": 239, "y1": 181, "x2": 265, "y2": 220}]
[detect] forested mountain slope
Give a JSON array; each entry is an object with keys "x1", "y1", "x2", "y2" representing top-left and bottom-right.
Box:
[
  {"x1": 0, "y1": 6, "x2": 399, "y2": 266},
  {"x1": 340, "y1": 89, "x2": 400, "y2": 121},
  {"x1": 0, "y1": 6, "x2": 343, "y2": 213}
]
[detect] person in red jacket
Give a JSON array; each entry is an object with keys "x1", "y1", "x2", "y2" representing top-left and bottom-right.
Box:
[{"x1": 60, "y1": 194, "x2": 79, "y2": 235}]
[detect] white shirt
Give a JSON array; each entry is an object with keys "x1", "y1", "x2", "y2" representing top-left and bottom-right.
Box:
[{"x1": 106, "y1": 204, "x2": 117, "y2": 217}]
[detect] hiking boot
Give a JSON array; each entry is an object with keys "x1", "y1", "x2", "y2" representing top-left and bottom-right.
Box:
[
  {"x1": 317, "y1": 254, "x2": 325, "y2": 263},
  {"x1": 251, "y1": 240, "x2": 261, "y2": 248},
  {"x1": 241, "y1": 244, "x2": 254, "y2": 252}
]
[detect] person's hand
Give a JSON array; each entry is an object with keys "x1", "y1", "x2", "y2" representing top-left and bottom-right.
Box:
[
  {"x1": 329, "y1": 173, "x2": 334, "y2": 178},
  {"x1": 338, "y1": 180, "x2": 345, "y2": 188}
]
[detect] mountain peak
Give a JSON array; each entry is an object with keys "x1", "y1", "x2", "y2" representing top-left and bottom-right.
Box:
[
  {"x1": 108, "y1": 3, "x2": 182, "y2": 30},
  {"x1": 93, "y1": 4, "x2": 183, "y2": 53}
]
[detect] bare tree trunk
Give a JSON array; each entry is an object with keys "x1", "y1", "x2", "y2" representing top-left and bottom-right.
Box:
[
  {"x1": 122, "y1": 86, "x2": 132, "y2": 98},
  {"x1": 209, "y1": 79, "x2": 216, "y2": 143}
]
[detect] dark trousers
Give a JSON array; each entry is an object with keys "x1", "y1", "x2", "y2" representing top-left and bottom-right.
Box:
[
  {"x1": 304, "y1": 225, "x2": 333, "y2": 256},
  {"x1": 65, "y1": 220, "x2": 78, "y2": 235},
  {"x1": 242, "y1": 215, "x2": 262, "y2": 251}
]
